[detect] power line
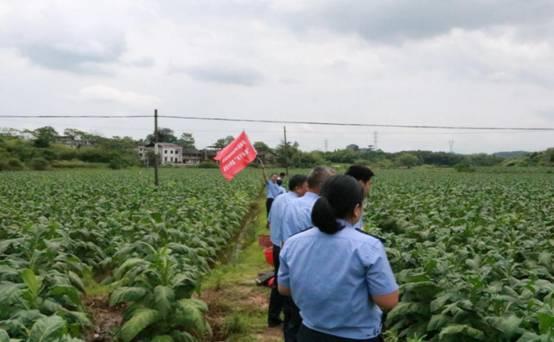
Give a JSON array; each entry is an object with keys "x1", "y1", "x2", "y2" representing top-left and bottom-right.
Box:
[{"x1": 1, "y1": 114, "x2": 553, "y2": 131}]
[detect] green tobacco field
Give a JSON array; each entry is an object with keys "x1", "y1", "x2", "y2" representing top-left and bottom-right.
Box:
[
  {"x1": 0, "y1": 168, "x2": 553, "y2": 341},
  {"x1": 364, "y1": 170, "x2": 554, "y2": 341}
]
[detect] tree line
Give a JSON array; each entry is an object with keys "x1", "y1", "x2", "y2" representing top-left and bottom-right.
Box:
[{"x1": 1, "y1": 126, "x2": 552, "y2": 171}]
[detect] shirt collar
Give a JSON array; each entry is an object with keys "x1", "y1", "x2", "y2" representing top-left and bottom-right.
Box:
[
  {"x1": 336, "y1": 218, "x2": 355, "y2": 229},
  {"x1": 303, "y1": 191, "x2": 319, "y2": 200}
]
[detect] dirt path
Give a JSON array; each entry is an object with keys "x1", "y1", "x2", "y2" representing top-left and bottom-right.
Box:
[{"x1": 201, "y1": 199, "x2": 283, "y2": 341}]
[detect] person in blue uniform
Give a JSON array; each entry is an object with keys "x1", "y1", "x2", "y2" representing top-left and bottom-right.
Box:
[
  {"x1": 279, "y1": 166, "x2": 336, "y2": 341},
  {"x1": 278, "y1": 175, "x2": 399, "y2": 342},
  {"x1": 267, "y1": 174, "x2": 308, "y2": 327},
  {"x1": 345, "y1": 165, "x2": 374, "y2": 230},
  {"x1": 263, "y1": 169, "x2": 285, "y2": 216}
]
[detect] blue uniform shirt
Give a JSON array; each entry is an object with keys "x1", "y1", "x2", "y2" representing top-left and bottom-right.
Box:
[
  {"x1": 265, "y1": 181, "x2": 283, "y2": 199},
  {"x1": 278, "y1": 220, "x2": 398, "y2": 340},
  {"x1": 280, "y1": 192, "x2": 319, "y2": 242},
  {"x1": 268, "y1": 191, "x2": 299, "y2": 246}
]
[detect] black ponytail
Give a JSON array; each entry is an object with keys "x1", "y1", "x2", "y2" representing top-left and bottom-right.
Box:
[
  {"x1": 312, "y1": 197, "x2": 340, "y2": 233},
  {"x1": 311, "y1": 175, "x2": 364, "y2": 234}
]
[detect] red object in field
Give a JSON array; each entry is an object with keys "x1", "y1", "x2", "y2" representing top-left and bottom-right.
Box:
[
  {"x1": 214, "y1": 131, "x2": 257, "y2": 181},
  {"x1": 258, "y1": 234, "x2": 273, "y2": 248},
  {"x1": 264, "y1": 246, "x2": 274, "y2": 266}
]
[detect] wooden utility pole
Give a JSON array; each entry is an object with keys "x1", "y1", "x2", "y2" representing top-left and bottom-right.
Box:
[
  {"x1": 283, "y1": 125, "x2": 289, "y2": 176},
  {"x1": 154, "y1": 109, "x2": 159, "y2": 186}
]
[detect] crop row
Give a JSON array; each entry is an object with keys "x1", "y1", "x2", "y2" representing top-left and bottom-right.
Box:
[
  {"x1": 365, "y1": 170, "x2": 554, "y2": 341},
  {"x1": 0, "y1": 169, "x2": 260, "y2": 341}
]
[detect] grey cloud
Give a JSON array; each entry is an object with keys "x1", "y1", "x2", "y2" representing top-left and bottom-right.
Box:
[
  {"x1": 18, "y1": 40, "x2": 125, "y2": 74},
  {"x1": 127, "y1": 57, "x2": 155, "y2": 68},
  {"x1": 172, "y1": 64, "x2": 264, "y2": 86},
  {"x1": 280, "y1": 0, "x2": 554, "y2": 43}
]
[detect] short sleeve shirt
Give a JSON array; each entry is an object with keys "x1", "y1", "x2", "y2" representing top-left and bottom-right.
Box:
[
  {"x1": 278, "y1": 220, "x2": 398, "y2": 340},
  {"x1": 268, "y1": 191, "x2": 298, "y2": 246},
  {"x1": 280, "y1": 192, "x2": 319, "y2": 242},
  {"x1": 265, "y1": 181, "x2": 282, "y2": 199}
]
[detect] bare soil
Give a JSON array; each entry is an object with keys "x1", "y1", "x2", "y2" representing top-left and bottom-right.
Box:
[{"x1": 84, "y1": 295, "x2": 124, "y2": 342}]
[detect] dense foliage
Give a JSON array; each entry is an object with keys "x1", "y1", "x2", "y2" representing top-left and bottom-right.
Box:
[
  {"x1": 364, "y1": 169, "x2": 554, "y2": 341},
  {"x1": 0, "y1": 169, "x2": 260, "y2": 341}
]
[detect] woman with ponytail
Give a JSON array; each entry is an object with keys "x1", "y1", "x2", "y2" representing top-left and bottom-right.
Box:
[{"x1": 278, "y1": 175, "x2": 399, "y2": 342}]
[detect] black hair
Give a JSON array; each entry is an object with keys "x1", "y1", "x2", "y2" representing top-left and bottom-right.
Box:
[
  {"x1": 288, "y1": 175, "x2": 308, "y2": 191},
  {"x1": 345, "y1": 165, "x2": 374, "y2": 183},
  {"x1": 311, "y1": 175, "x2": 364, "y2": 234},
  {"x1": 280, "y1": 172, "x2": 286, "y2": 177},
  {"x1": 307, "y1": 166, "x2": 335, "y2": 189}
]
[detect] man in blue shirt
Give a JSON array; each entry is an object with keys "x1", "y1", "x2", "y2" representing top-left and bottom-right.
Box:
[
  {"x1": 279, "y1": 166, "x2": 335, "y2": 341},
  {"x1": 345, "y1": 165, "x2": 374, "y2": 230},
  {"x1": 267, "y1": 174, "x2": 308, "y2": 327},
  {"x1": 263, "y1": 169, "x2": 285, "y2": 216}
]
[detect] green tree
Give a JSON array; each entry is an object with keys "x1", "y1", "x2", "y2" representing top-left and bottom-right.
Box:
[
  {"x1": 32, "y1": 126, "x2": 58, "y2": 148},
  {"x1": 146, "y1": 128, "x2": 178, "y2": 144},
  {"x1": 397, "y1": 153, "x2": 420, "y2": 168},
  {"x1": 177, "y1": 132, "x2": 196, "y2": 150},
  {"x1": 212, "y1": 136, "x2": 234, "y2": 149}
]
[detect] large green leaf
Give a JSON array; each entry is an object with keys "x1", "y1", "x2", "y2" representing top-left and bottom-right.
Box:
[
  {"x1": 21, "y1": 269, "x2": 42, "y2": 299},
  {"x1": 28, "y1": 315, "x2": 67, "y2": 342},
  {"x1": 0, "y1": 329, "x2": 9, "y2": 342},
  {"x1": 109, "y1": 287, "x2": 148, "y2": 307},
  {"x1": 439, "y1": 324, "x2": 485, "y2": 341},
  {"x1": 387, "y1": 302, "x2": 429, "y2": 323},
  {"x1": 118, "y1": 308, "x2": 161, "y2": 342},
  {"x1": 151, "y1": 335, "x2": 174, "y2": 342},
  {"x1": 173, "y1": 299, "x2": 211, "y2": 339},
  {"x1": 153, "y1": 285, "x2": 175, "y2": 319}
]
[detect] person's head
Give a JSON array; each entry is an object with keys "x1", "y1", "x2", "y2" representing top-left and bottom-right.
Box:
[
  {"x1": 307, "y1": 166, "x2": 336, "y2": 194},
  {"x1": 288, "y1": 174, "x2": 308, "y2": 196},
  {"x1": 311, "y1": 175, "x2": 364, "y2": 234},
  {"x1": 270, "y1": 173, "x2": 278, "y2": 182},
  {"x1": 279, "y1": 172, "x2": 286, "y2": 179},
  {"x1": 345, "y1": 165, "x2": 374, "y2": 196}
]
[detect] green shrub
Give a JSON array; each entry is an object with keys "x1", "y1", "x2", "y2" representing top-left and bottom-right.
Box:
[
  {"x1": 28, "y1": 158, "x2": 50, "y2": 170},
  {"x1": 51, "y1": 160, "x2": 105, "y2": 169},
  {"x1": 7, "y1": 158, "x2": 24, "y2": 170},
  {"x1": 198, "y1": 161, "x2": 218, "y2": 169},
  {"x1": 109, "y1": 157, "x2": 125, "y2": 170},
  {"x1": 454, "y1": 162, "x2": 476, "y2": 172}
]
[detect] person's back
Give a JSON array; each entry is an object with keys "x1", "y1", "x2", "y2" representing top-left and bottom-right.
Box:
[
  {"x1": 279, "y1": 175, "x2": 399, "y2": 341},
  {"x1": 280, "y1": 223, "x2": 393, "y2": 339}
]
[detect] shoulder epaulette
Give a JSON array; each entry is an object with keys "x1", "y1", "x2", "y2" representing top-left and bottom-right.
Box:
[
  {"x1": 289, "y1": 226, "x2": 314, "y2": 238},
  {"x1": 355, "y1": 229, "x2": 386, "y2": 244}
]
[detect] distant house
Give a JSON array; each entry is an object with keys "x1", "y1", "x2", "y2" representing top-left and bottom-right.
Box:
[
  {"x1": 138, "y1": 143, "x2": 183, "y2": 165},
  {"x1": 57, "y1": 135, "x2": 93, "y2": 149},
  {"x1": 182, "y1": 149, "x2": 218, "y2": 165}
]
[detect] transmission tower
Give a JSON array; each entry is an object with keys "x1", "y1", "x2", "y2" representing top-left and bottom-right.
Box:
[{"x1": 448, "y1": 140, "x2": 455, "y2": 153}]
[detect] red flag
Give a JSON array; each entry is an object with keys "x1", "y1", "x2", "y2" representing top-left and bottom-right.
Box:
[{"x1": 214, "y1": 131, "x2": 257, "y2": 181}]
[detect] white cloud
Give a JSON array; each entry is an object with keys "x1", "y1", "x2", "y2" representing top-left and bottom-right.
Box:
[
  {"x1": 0, "y1": 0, "x2": 552, "y2": 152},
  {"x1": 80, "y1": 85, "x2": 160, "y2": 107}
]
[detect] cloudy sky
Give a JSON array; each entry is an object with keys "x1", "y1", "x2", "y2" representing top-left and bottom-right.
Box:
[{"x1": 1, "y1": 0, "x2": 553, "y2": 153}]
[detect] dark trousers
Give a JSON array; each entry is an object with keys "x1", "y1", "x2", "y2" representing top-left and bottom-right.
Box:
[
  {"x1": 266, "y1": 198, "x2": 274, "y2": 216},
  {"x1": 297, "y1": 324, "x2": 383, "y2": 342},
  {"x1": 268, "y1": 245, "x2": 284, "y2": 324},
  {"x1": 283, "y1": 297, "x2": 302, "y2": 342}
]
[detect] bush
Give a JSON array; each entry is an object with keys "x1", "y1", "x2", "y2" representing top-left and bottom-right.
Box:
[
  {"x1": 454, "y1": 162, "x2": 476, "y2": 173},
  {"x1": 51, "y1": 160, "x2": 105, "y2": 169},
  {"x1": 198, "y1": 161, "x2": 218, "y2": 169},
  {"x1": 28, "y1": 158, "x2": 50, "y2": 170},
  {"x1": 7, "y1": 158, "x2": 24, "y2": 170},
  {"x1": 109, "y1": 157, "x2": 125, "y2": 170}
]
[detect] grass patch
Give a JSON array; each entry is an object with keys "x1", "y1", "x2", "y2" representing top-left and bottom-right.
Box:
[{"x1": 201, "y1": 197, "x2": 277, "y2": 341}]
